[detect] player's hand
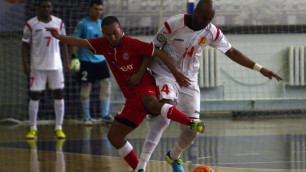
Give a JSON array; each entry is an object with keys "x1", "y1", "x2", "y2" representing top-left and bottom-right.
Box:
[
  {"x1": 260, "y1": 68, "x2": 283, "y2": 81},
  {"x1": 127, "y1": 72, "x2": 142, "y2": 88},
  {"x1": 173, "y1": 71, "x2": 191, "y2": 87},
  {"x1": 45, "y1": 27, "x2": 60, "y2": 39}
]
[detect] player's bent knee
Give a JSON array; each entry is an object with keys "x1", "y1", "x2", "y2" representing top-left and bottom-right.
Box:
[
  {"x1": 142, "y1": 95, "x2": 162, "y2": 114},
  {"x1": 30, "y1": 91, "x2": 41, "y2": 100}
]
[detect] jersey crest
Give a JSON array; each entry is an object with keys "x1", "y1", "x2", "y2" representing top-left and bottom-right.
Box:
[
  {"x1": 198, "y1": 37, "x2": 207, "y2": 46},
  {"x1": 123, "y1": 52, "x2": 129, "y2": 60}
]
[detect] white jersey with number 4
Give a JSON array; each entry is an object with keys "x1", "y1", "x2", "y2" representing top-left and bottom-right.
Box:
[
  {"x1": 22, "y1": 15, "x2": 66, "y2": 70},
  {"x1": 151, "y1": 14, "x2": 232, "y2": 83}
]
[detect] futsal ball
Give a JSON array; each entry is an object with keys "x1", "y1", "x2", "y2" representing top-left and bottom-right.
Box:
[
  {"x1": 194, "y1": 165, "x2": 214, "y2": 172},
  {"x1": 71, "y1": 58, "x2": 80, "y2": 74}
]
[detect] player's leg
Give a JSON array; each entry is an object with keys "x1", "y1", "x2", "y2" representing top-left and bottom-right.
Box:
[
  {"x1": 107, "y1": 120, "x2": 137, "y2": 170},
  {"x1": 141, "y1": 79, "x2": 203, "y2": 130},
  {"x1": 167, "y1": 86, "x2": 202, "y2": 171},
  {"x1": 78, "y1": 61, "x2": 93, "y2": 124},
  {"x1": 107, "y1": 98, "x2": 147, "y2": 171},
  {"x1": 80, "y1": 83, "x2": 92, "y2": 123},
  {"x1": 26, "y1": 70, "x2": 46, "y2": 139},
  {"x1": 96, "y1": 61, "x2": 113, "y2": 122},
  {"x1": 49, "y1": 69, "x2": 65, "y2": 139},
  {"x1": 136, "y1": 115, "x2": 171, "y2": 171}
]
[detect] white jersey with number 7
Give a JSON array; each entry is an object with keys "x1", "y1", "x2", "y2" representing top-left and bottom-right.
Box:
[
  {"x1": 151, "y1": 14, "x2": 232, "y2": 83},
  {"x1": 22, "y1": 15, "x2": 66, "y2": 70}
]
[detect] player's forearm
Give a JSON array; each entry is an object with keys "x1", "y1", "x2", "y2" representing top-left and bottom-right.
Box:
[
  {"x1": 57, "y1": 35, "x2": 90, "y2": 50},
  {"x1": 71, "y1": 46, "x2": 77, "y2": 56},
  {"x1": 60, "y1": 42, "x2": 70, "y2": 66},
  {"x1": 21, "y1": 43, "x2": 29, "y2": 66},
  {"x1": 225, "y1": 47, "x2": 256, "y2": 69},
  {"x1": 138, "y1": 56, "x2": 153, "y2": 76},
  {"x1": 154, "y1": 48, "x2": 180, "y2": 75}
]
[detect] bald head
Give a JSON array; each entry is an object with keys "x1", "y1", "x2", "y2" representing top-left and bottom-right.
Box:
[
  {"x1": 191, "y1": 0, "x2": 215, "y2": 30},
  {"x1": 196, "y1": 0, "x2": 214, "y2": 12}
]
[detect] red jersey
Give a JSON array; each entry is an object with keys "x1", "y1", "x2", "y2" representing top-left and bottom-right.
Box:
[{"x1": 88, "y1": 35, "x2": 155, "y2": 98}]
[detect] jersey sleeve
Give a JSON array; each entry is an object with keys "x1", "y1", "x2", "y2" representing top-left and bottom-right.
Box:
[
  {"x1": 209, "y1": 25, "x2": 231, "y2": 53},
  {"x1": 72, "y1": 20, "x2": 84, "y2": 38},
  {"x1": 152, "y1": 15, "x2": 180, "y2": 48},
  {"x1": 131, "y1": 39, "x2": 155, "y2": 57},
  {"x1": 152, "y1": 21, "x2": 172, "y2": 48},
  {"x1": 22, "y1": 23, "x2": 31, "y2": 43},
  {"x1": 59, "y1": 20, "x2": 66, "y2": 36},
  {"x1": 87, "y1": 38, "x2": 105, "y2": 55}
]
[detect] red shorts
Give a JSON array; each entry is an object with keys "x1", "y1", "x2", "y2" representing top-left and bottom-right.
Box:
[{"x1": 115, "y1": 84, "x2": 157, "y2": 128}]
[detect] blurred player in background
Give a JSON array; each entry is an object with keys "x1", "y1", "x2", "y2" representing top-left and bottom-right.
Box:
[
  {"x1": 135, "y1": 0, "x2": 283, "y2": 171},
  {"x1": 22, "y1": 0, "x2": 70, "y2": 139},
  {"x1": 46, "y1": 16, "x2": 204, "y2": 171},
  {"x1": 72, "y1": 0, "x2": 113, "y2": 125}
]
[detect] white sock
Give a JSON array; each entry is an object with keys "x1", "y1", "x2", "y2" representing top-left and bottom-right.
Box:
[
  {"x1": 29, "y1": 100, "x2": 39, "y2": 131},
  {"x1": 170, "y1": 127, "x2": 198, "y2": 160},
  {"x1": 54, "y1": 99, "x2": 64, "y2": 130},
  {"x1": 135, "y1": 116, "x2": 170, "y2": 171},
  {"x1": 118, "y1": 141, "x2": 133, "y2": 158},
  {"x1": 160, "y1": 103, "x2": 173, "y2": 118}
]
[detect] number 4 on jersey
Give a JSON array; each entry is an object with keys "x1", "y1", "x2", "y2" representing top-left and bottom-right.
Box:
[
  {"x1": 183, "y1": 46, "x2": 194, "y2": 58},
  {"x1": 161, "y1": 84, "x2": 170, "y2": 95}
]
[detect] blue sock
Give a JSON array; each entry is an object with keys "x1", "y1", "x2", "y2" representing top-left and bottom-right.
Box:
[
  {"x1": 82, "y1": 102, "x2": 91, "y2": 119},
  {"x1": 100, "y1": 99, "x2": 110, "y2": 118}
]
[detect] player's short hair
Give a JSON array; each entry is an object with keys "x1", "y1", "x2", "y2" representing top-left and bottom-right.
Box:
[
  {"x1": 90, "y1": 0, "x2": 103, "y2": 7},
  {"x1": 101, "y1": 16, "x2": 120, "y2": 28},
  {"x1": 38, "y1": 0, "x2": 52, "y2": 6}
]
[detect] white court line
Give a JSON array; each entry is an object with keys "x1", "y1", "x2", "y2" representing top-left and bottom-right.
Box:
[
  {"x1": 213, "y1": 160, "x2": 306, "y2": 165},
  {"x1": 197, "y1": 156, "x2": 213, "y2": 160},
  {"x1": 234, "y1": 153, "x2": 261, "y2": 156}
]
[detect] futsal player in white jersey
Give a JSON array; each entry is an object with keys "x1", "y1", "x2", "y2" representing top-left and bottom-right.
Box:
[
  {"x1": 135, "y1": 0, "x2": 283, "y2": 171},
  {"x1": 22, "y1": 0, "x2": 70, "y2": 140}
]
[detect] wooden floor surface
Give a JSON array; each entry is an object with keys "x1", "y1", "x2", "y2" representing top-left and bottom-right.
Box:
[{"x1": 0, "y1": 117, "x2": 305, "y2": 172}]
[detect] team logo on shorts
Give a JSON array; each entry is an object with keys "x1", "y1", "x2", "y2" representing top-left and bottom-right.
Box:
[
  {"x1": 123, "y1": 52, "x2": 129, "y2": 60},
  {"x1": 198, "y1": 37, "x2": 207, "y2": 46},
  {"x1": 157, "y1": 34, "x2": 166, "y2": 43}
]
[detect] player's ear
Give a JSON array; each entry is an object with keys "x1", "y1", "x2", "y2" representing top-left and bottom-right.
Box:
[{"x1": 119, "y1": 25, "x2": 123, "y2": 33}]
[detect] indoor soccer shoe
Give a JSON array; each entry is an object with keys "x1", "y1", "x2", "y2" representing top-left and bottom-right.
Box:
[
  {"x1": 26, "y1": 129, "x2": 37, "y2": 139},
  {"x1": 101, "y1": 115, "x2": 114, "y2": 123},
  {"x1": 83, "y1": 118, "x2": 93, "y2": 126},
  {"x1": 165, "y1": 151, "x2": 185, "y2": 172},
  {"x1": 55, "y1": 129, "x2": 66, "y2": 139},
  {"x1": 188, "y1": 120, "x2": 205, "y2": 133}
]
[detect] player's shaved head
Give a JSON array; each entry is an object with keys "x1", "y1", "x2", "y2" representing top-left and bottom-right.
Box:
[
  {"x1": 190, "y1": 0, "x2": 215, "y2": 31},
  {"x1": 101, "y1": 16, "x2": 121, "y2": 28},
  {"x1": 196, "y1": 0, "x2": 213, "y2": 11},
  {"x1": 38, "y1": 0, "x2": 51, "y2": 7}
]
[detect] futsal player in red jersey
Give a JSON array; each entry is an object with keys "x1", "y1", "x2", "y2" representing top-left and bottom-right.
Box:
[{"x1": 46, "y1": 16, "x2": 204, "y2": 171}]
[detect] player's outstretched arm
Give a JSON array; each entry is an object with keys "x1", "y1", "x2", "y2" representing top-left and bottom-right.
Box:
[
  {"x1": 225, "y1": 47, "x2": 283, "y2": 81},
  {"x1": 153, "y1": 48, "x2": 191, "y2": 87},
  {"x1": 46, "y1": 27, "x2": 91, "y2": 50}
]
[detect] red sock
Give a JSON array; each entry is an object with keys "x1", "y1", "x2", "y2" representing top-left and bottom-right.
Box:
[
  {"x1": 123, "y1": 150, "x2": 139, "y2": 170},
  {"x1": 167, "y1": 106, "x2": 191, "y2": 125}
]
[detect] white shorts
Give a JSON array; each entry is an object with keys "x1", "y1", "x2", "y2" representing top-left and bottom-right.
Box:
[
  {"x1": 154, "y1": 74, "x2": 200, "y2": 119},
  {"x1": 30, "y1": 69, "x2": 64, "y2": 91}
]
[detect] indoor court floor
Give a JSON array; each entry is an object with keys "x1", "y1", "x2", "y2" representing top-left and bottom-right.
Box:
[{"x1": 0, "y1": 117, "x2": 305, "y2": 172}]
